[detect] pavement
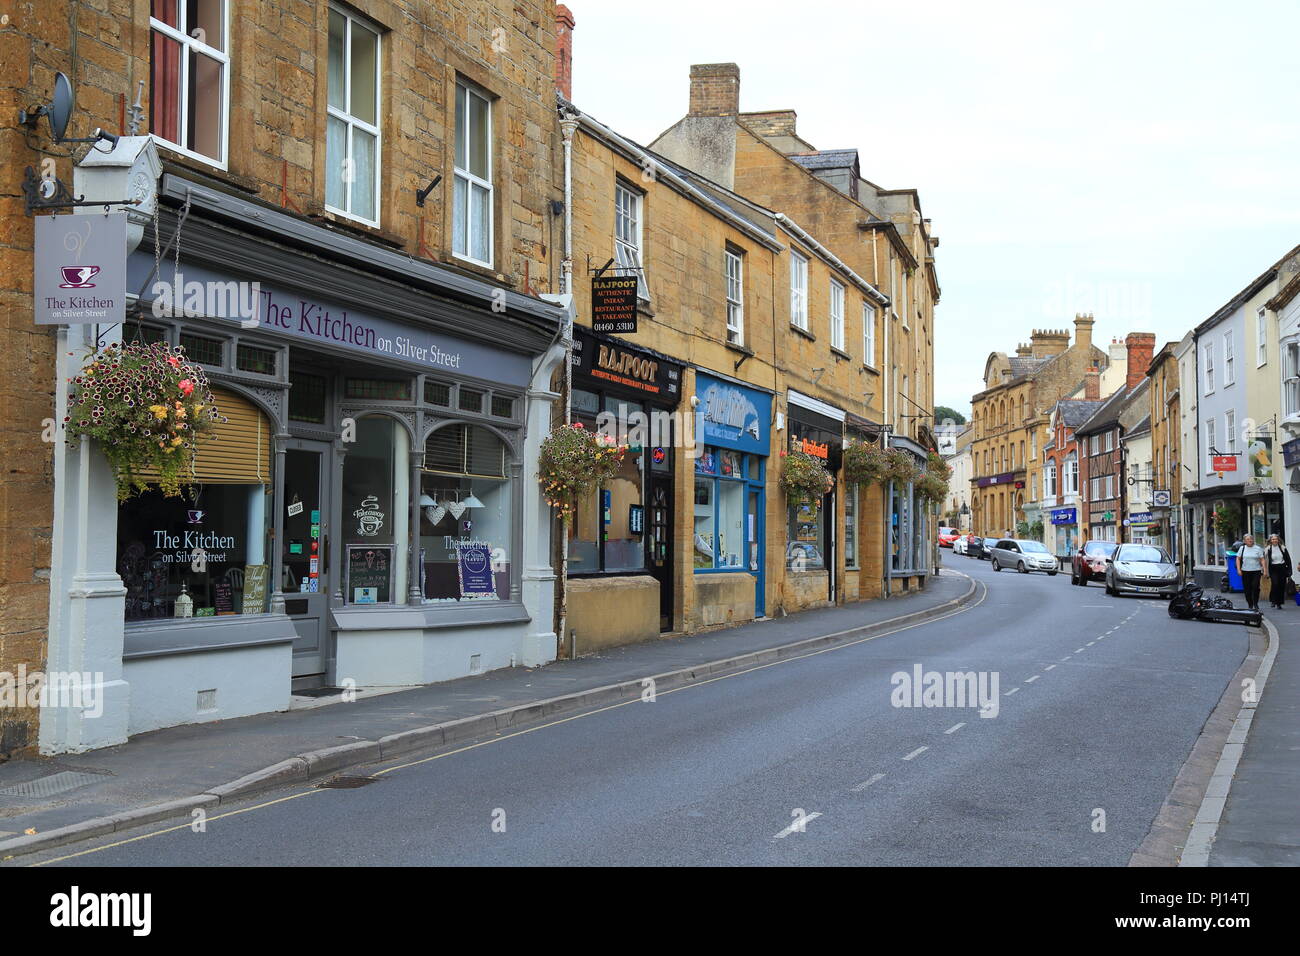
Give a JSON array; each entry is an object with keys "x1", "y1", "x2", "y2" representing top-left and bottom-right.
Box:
[
  {"x1": 3, "y1": 558, "x2": 1265, "y2": 866},
  {"x1": 0, "y1": 567, "x2": 973, "y2": 858},
  {"x1": 1203, "y1": 603, "x2": 1299, "y2": 865}
]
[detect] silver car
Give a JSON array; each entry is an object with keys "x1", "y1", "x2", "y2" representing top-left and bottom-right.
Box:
[
  {"x1": 990, "y1": 538, "x2": 1059, "y2": 575},
  {"x1": 1104, "y1": 543, "x2": 1180, "y2": 597}
]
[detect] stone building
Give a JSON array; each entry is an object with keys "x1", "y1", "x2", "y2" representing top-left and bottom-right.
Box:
[
  {"x1": 1040, "y1": 394, "x2": 1102, "y2": 558},
  {"x1": 2, "y1": 0, "x2": 569, "y2": 754},
  {"x1": 968, "y1": 315, "x2": 1107, "y2": 537},
  {"x1": 651, "y1": 63, "x2": 941, "y2": 600},
  {"x1": 1147, "y1": 341, "x2": 1183, "y2": 562}
]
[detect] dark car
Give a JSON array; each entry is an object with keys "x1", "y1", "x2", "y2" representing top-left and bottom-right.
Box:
[
  {"x1": 1071, "y1": 539, "x2": 1118, "y2": 586},
  {"x1": 966, "y1": 535, "x2": 987, "y2": 559},
  {"x1": 1104, "y1": 543, "x2": 1180, "y2": 597}
]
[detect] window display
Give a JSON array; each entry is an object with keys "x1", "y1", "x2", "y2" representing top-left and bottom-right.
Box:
[
  {"x1": 420, "y1": 423, "x2": 513, "y2": 601},
  {"x1": 696, "y1": 446, "x2": 762, "y2": 571},
  {"x1": 341, "y1": 415, "x2": 408, "y2": 603}
]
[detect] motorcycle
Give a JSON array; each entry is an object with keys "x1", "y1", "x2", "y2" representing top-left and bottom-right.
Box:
[{"x1": 1168, "y1": 580, "x2": 1262, "y2": 626}]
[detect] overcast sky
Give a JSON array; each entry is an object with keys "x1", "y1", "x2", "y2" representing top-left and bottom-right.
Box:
[{"x1": 568, "y1": 0, "x2": 1300, "y2": 416}]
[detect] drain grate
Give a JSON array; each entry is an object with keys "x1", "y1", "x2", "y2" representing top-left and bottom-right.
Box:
[
  {"x1": 317, "y1": 775, "x2": 378, "y2": 789},
  {"x1": 0, "y1": 771, "x2": 107, "y2": 798}
]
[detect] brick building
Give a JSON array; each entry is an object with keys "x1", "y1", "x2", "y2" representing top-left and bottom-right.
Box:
[
  {"x1": 1147, "y1": 341, "x2": 1183, "y2": 561},
  {"x1": 1040, "y1": 392, "x2": 1103, "y2": 557}
]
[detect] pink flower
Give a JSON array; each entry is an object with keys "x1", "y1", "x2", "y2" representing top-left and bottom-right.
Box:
[{"x1": 178, "y1": 379, "x2": 195, "y2": 396}]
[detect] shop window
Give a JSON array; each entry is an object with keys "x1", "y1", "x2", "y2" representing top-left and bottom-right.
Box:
[
  {"x1": 694, "y1": 448, "x2": 755, "y2": 571},
  {"x1": 491, "y1": 394, "x2": 515, "y2": 418},
  {"x1": 326, "y1": 5, "x2": 381, "y2": 224},
  {"x1": 345, "y1": 377, "x2": 410, "y2": 401},
  {"x1": 453, "y1": 79, "x2": 493, "y2": 265},
  {"x1": 844, "y1": 484, "x2": 859, "y2": 569},
  {"x1": 236, "y1": 343, "x2": 277, "y2": 376},
  {"x1": 425, "y1": 380, "x2": 452, "y2": 407},
  {"x1": 420, "y1": 424, "x2": 514, "y2": 601},
  {"x1": 569, "y1": 394, "x2": 649, "y2": 573},
  {"x1": 341, "y1": 416, "x2": 409, "y2": 604},
  {"x1": 289, "y1": 371, "x2": 328, "y2": 423},
  {"x1": 180, "y1": 332, "x2": 223, "y2": 367},
  {"x1": 117, "y1": 386, "x2": 272, "y2": 621},
  {"x1": 459, "y1": 387, "x2": 484, "y2": 414},
  {"x1": 150, "y1": 0, "x2": 229, "y2": 166}
]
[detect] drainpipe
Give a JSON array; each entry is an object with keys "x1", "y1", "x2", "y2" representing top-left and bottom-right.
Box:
[{"x1": 556, "y1": 113, "x2": 578, "y2": 657}]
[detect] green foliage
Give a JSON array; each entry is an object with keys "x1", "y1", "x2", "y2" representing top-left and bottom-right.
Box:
[
  {"x1": 1213, "y1": 504, "x2": 1240, "y2": 542},
  {"x1": 780, "y1": 449, "x2": 834, "y2": 510},
  {"x1": 64, "y1": 341, "x2": 222, "y2": 501},
  {"x1": 843, "y1": 439, "x2": 888, "y2": 486},
  {"x1": 934, "y1": 405, "x2": 967, "y2": 426},
  {"x1": 538, "y1": 423, "x2": 626, "y2": 518}
]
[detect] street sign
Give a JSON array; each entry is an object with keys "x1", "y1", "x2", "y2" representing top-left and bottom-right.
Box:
[
  {"x1": 1153, "y1": 489, "x2": 1171, "y2": 507},
  {"x1": 591, "y1": 274, "x2": 638, "y2": 334}
]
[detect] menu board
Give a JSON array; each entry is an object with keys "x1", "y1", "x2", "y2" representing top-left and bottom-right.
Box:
[
  {"x1": 241, "y1": 564, "x2": 269, "y2": 615},
  {"x1": 213, "y1": 579, "x2": 235, "y2": 616},
  {"x1": 348, "y1": 545, "x2": 392, "y2": 604},
  {"x1": 456, "y1": 543, "x2": 496, "y2": 599}
]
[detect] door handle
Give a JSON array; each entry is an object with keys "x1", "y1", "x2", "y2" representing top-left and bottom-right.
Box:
[{"x1": 323, "y1": 533, "x2": 329, "y2": 575}]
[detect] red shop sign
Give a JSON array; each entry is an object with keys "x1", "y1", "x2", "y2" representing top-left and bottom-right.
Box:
[{"x1": 1212, "y1": 455, "x2": 1237, "y2": 472}]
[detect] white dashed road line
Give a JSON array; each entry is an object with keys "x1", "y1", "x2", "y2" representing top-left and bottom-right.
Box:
[
  {"x1": 1076, "y1": 647, "x2": 1086, "y2": 653},
  {"x1": 944, "y1": 722, "x2": 966, "y2": 734},
  {"x1": 1005, "y1": 687, "x2": 1020, "y2": 695},
  {"x1": 774, "y1": 812, "x2": 823, "y2": 839},
  {"x1": 1044, "y1": 664, "x2": 1056, "y2": 671},
  {"x1": 851, "y1": 773, "x2": 886, "y2": 792},
  {"x1": 902, "y1": 747, "x2": 929, "y2": 761},
  {"x1": 1024, "y1": 675, "x2": 1040, "y2": 683}
]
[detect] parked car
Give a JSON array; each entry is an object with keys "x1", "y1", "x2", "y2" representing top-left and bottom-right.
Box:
[
  {"x1": 965, "y1": 534, "x2": 987, "y2": 559},
  {"x1": 952, "y1": 535, "x2": 968, "y2": 556},
  {"x1": 1104, "y1": 543, "x2": 1180, "y2": 597},
  {"x1": 938, "y1": 526, "x2": 962, "y2": 548},
  {"x1": 1071, "y1": 540, "x2": 1118, "y2": 586},
  {"x1": 989, "y1": 538, "x2": 1059, "y2": 575}
]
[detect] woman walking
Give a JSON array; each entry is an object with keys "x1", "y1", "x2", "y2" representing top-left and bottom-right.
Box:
[
  {"x1": 1265, "y1": 534, "x2": 1294, "y2": 609},
  {"x1": 1237, "y1": 534, "x2": 1265, "y2": 611}
]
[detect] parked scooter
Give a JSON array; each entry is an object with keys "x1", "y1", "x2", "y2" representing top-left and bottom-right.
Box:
[{"x1": 1168, "y1": 580, "x2": 1263, "y2": 626}]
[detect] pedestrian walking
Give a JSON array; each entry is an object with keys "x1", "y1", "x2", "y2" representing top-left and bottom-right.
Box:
[
  {"x1": 1265, "y1": 533, "x2": 1294, "y2": 609},
  {"x1": 1237, "y1": 534, "x2": 1265, "y2": 611}
]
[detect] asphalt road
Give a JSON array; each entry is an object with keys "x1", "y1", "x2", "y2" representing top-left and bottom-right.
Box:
[{"x1": 21, "y1": 556, "x2": 1249, "y2": 866}]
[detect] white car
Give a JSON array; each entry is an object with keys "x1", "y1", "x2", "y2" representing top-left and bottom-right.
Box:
[{"x1": 952, "y1": 536, "x2": 968, "y2": 556}]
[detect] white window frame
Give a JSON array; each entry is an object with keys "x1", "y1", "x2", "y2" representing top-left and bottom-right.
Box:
[
  {"x1": 1205, "y1": 417, "x2": 1217, "y2": 473},
  {"x1": 1065, "y1": 456, "x2": 1079, "y2": 495},
  {"x1": 1284, "y1": 339, "x2": 1300, "y2": 418},
  {"x1": 1257, "y1": 308, "x2": 1268, "y2": 367},
  {"x1": 725, "y1": 247, "x2": 744, "y2": 346},
  {"x1": 149, "y1": 0, "x2": 231, "y2": 169},
  {"x1": 1225, "y1": 409, "x2": 1236, "y2": 454},
  {"x1": 1203, "y1": 342, "x2": 1216, "y2": 394},
  {"x1": 790, "y1": 251, "x2": 809, "y2": 331},
  {"x1": 1045, "y1": 463, "x2": 1056, "y2": 499},
  {"x1": 863, "y1": 302, "x2": 877, "y2": 369},
  {"x1": 1223, "y1": 331, "x2": 1235, "y2": 387},
  {"x1": 325, "y1": 6, "x2": 383, "y2": 227},
  {"x1": 453, "y1": 79, "x2": 495, "y2": 267},
  {"x1": 829, "y1": 279, "x2": 845, "y2": 352},
  {"x1": 614, "y1": 181, "x2": 647, "y2": 300}
]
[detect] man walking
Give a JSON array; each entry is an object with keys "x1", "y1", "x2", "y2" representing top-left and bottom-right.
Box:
[{"x1": 1237, "y1": 534, "x2": 1265, "y2": 611}]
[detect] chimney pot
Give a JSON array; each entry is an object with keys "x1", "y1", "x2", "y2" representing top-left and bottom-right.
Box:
[{"x1": 554, "y1": 5, "x2": 576, "y2": 100}]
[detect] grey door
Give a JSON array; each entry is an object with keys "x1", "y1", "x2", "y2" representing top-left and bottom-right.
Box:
[{"x1": 283, "y1": 441, "x2": 331, "y2": 685}]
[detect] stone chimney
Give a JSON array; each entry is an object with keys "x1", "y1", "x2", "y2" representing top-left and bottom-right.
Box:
[
  {"x1": 1015, "y1": 343, "x2": 1032, "y2": 357},
  {"x1": 554, "y1": 5, "x2": 575, "y2": 100},
  {"x1": 1073, "y1": 312, "x2": 1094, "y2": 353},
  {"x1": 1125, "y1": 332, "x2": 1156, "y2": 390},
  {"x1": 689, "y1": 63, "x2": 740, "y2": 116},
  {"x1": 1084, "y1": 366, "x2": 1100, "y2": 401},
  {"x1": 1030, "y1": 328, "x2": 1070, "y2": 359}
]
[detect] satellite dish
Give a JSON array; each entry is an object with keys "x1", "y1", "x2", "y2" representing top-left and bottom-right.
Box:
[{"x1": 49, "y1": 72, "x2": 73, "y2": 143}]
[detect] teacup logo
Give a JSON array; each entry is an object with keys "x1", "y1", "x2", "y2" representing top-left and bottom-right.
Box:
[
  {"x1": 59, "y1": 265, "x2": 101, "y2": 288},
  {"x1": 353, "y1": 495, "x2": 384, "y2": 536}
]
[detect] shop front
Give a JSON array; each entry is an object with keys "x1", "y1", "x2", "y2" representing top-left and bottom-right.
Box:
[
  {"x1": 784, "y1": 390, "x2": 844, "y2": 610},
  {"x1": 888, "y1": 434, "x2": 931, "y2": 589},
  {"x1": 42, "y1": 174, "x2": 566, "y2": 749},
  {"x1": 565, "y1": 326, "x2": 683, "y2": 647},
  {"x1": 1049, "y1": 506, "x2": 1078, "y2": 559},
  {"x1": 691, "y1": 371, "x2": 772, "y2": 626}
]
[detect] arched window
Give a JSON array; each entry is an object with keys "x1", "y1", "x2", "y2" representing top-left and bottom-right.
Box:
[{"x1": 419, "y1": 423, "x2": 514, "y2": 602}]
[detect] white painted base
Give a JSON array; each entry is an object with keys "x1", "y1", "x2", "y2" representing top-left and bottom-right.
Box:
[{"x1": 124, "y1": 645, "x2": 292, "y2": 736}]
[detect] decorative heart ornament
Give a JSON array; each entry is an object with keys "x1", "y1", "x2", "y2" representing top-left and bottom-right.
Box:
[
  {"x1": 446, "y1": 499, "x2": 467, "y2": 521},
  {"x1": 425, "y1": 504, "x2": 447, "y2": 525}
]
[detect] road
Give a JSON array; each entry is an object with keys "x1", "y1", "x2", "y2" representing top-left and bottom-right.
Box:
[{"x1": 20, "y1": 556, "x2": 1249, "y2": 866}]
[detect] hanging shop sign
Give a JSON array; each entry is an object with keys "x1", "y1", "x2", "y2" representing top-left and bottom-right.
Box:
[
  {"x1": 1283, "y1": 437, "x2": 1300, "y2": 469},
  {"x1": 1153, "y1": 489, "x2": 1172, "y2": 508},
  {"x1": 35, "y1": 212, "x2": 127, "y2": 325},
  {"x1": 127, "y1": 255, "x2": 534, "y2": 386},
  {"x1": 1247, "y1": 436, "x2": 1273, "y2": 479},
  {"x1": 696, "y1": 372, "x2": 771, "y2": 456},
  {"x1": 571, "y1": 326, "x2": 681, "y2": 400},
  {"x1": 591, "y1": 275, "x2": 639, "y2": 334},
  {"x1": 1212, "y1": 455, "x2": 1238, "y2": 472}
]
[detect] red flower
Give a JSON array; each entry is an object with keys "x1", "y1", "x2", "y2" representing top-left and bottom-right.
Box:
[{"x1": 178, "y1": 379, "x2": 195, "y2": 396}]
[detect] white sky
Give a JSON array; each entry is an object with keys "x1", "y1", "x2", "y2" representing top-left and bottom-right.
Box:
[{"x1": 568, "y1": 0, "x2": 1300, "y2": 417}]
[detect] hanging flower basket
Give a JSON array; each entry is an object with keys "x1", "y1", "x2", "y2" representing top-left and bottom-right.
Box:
[
  {"x1": 843, "y1": 439, "x2": 889, "y2": 486},
  {"x1": 538, "y1": 422, "x2": 626, "y2": 518},
  {"x1": 64, "y1": 341, "x2": 221, "y2": 501},
  {"x1": 780, "y1": 449, "x2": 833, "y2": 511},
  {"x1": 1213, "y1": 504, "x2": 1240, "y2": 542},
  {"x1": 882, "y1": 448, "x2": 920, "y2": 485}
]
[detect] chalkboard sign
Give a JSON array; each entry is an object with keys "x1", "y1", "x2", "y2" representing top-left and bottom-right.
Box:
[
  {"x1": 213, "y1": 578, "x2": 235, "y2": 616},
  {"x1": 347, "y1": 545, "x2": 392, "y2": 604},
  {"x1": 456, "y1": 543, "x2": 496, "y2": 599},
  {"x1": 241, "y1": 564, "x2": 269, "y2": 614}
]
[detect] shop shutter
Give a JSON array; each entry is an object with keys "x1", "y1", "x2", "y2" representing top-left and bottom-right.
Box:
[{"x1": 134, "y1": 386, "x2": 272, "y2": 485}]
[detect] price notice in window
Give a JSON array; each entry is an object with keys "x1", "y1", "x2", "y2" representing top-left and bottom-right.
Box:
[{"x1": 591, "y1": 275, "x2": 638, "y2": 334}]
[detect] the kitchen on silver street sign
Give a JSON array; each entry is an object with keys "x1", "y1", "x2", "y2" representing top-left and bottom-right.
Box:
[{"x1": 34, "y1": 212, "x2": 127, "y2": 325}]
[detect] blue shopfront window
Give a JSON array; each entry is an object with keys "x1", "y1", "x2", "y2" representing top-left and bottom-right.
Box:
[{"x1": 694, "y1": 448, "x2": 762, "y2": 570}]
